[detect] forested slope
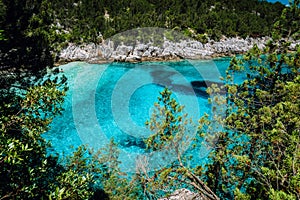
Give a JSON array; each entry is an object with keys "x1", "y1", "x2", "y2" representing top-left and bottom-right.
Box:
[
  {"x1": 0, "y1": 0, "x2": 288, "y2": 69},
  {"x1": 48, "y1": 0, "x2": 285, "y2": 42}
]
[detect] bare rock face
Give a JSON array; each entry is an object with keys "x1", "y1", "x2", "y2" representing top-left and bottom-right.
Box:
[
  {"x1": 288, "y1": 39, "x2": 300, "y2": 50},
  {"x1": 159, "y1": 189, "x2": 205, "y2": 200},
  {"x1": 58, "y1": 36, "x2": 299, "y2": 64},
  {"x1": 125, "y1": 55, "x2": 141, "y2": 62}
]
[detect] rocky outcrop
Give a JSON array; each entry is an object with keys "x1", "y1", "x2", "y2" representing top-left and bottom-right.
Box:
[
  {"x1": 159, "y1": 189, "x2": 206, "y2": 200},
  {"x1": 58, "y1": 37, "x2": 300, "y2": 63}
]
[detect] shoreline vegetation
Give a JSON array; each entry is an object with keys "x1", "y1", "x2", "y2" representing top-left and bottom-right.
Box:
[{"x1": 58, "y1": 36, "x2": 300, "y2": 64}]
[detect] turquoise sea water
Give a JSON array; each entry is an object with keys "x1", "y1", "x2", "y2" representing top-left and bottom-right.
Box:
[
  {"x1": 43, "y1": 58, "x2": 246, "y2": 172},
  {"x1": 267, "y1": 0, "x2": 289, "y2": 5}
]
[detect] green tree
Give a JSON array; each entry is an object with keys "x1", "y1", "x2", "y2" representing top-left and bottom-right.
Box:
[
  {"x1": 0, "y1": 81, "x2": 67, "y2": 199},
  {"x1": 198, "y1": 1, "x2": 300, "y2": 199},
  {"x1": 273, "y1": 0, "x2": 300, "y2": 39},
  {"x1": 90, "y1": 139, "x2": 143, "y2": 200},
  {"x1": 145, "y1": 88, "x2": 190, "y2": 151},
  {"x1": 137, "y1": 88, "x2": 219, "y2": 200},
  {"x1": 0, "y1": 0, "x2": 54, "y2": 91},
  {"x1": 0, "y1": 1, "x2": 100, "y2": 199}
]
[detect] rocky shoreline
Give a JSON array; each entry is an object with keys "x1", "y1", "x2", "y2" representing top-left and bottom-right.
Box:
[{"x1": 58, "y1": 36, "x2": 300, "y2": 64}]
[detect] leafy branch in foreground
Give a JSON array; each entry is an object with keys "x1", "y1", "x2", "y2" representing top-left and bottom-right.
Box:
[
  {"x1": 136, "y1": 88, "x2": 219, "y2": 200},
  {"x1": 0, "y1": 80, "x2": 67, "y2": 199},
  {"x1": 196, "y1": 0, "x2": 300, "y2": 199},
  {"x1": 198, "y1": 1, "x2": 300, "y2": 198}
]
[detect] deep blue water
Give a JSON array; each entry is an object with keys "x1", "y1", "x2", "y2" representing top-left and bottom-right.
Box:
[{"x1": 43, "y1": 58, "x2": 247, "y2": 172}]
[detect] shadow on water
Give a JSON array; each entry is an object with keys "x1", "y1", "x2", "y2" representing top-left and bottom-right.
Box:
[
  {"x1": 119, "y1": 135, "x2": 146, "y2": 149},
  {"x1": 150, "y1": 68, "x2": 225, "y2": 98},
  {"x1": 191, "y1": 80, "x2": 225, "y2": 97}
]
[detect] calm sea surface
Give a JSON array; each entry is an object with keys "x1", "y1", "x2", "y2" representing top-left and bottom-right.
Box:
[{"x1": 43, "y1": 58, "x2": 247, "y2": 171}]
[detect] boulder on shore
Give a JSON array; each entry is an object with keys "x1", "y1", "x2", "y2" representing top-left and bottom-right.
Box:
[{"x1": 159, "y1": 188, "x2": 206, "y2": 200}]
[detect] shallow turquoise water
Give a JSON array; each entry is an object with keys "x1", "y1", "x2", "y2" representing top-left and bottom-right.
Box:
[{"x1": 43, "y1": 58, "x2": 245, "y2": 172}]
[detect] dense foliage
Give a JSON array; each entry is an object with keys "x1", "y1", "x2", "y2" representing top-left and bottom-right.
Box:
[
  {"x1": 17, "y1": 0, "x2": 286, "y2": 43},
  {"x1": 0, "y1": 0, "x2": 96, "y2": 199},
  {"x1": 0, "y1": 0, "x2": 55, "y2": 92},
  {"x1": 202, "y1": 48, "x2": 300, "y2": 199},
  {"x1": 197, "y1": 2, "x2": 300, "y2": 199}
]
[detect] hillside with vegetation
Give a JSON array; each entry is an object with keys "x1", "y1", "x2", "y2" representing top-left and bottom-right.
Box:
[
  {"x1": 49, "y1": 0, "x2": 286, "y2": 43},
  {"x1": 0, "y1": 0, "x2": 299, "y2": 199},
  {"x1": 1, "y1": 0, "x2": 287, "y2": 46},
  {"x1": 0, "y1": 0, "x2": 291, "y2": 63}
]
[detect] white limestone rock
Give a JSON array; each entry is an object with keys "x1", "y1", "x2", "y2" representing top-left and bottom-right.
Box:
[{"x1": 159, "y1": 189, "x2": 205, "y2": 200}]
